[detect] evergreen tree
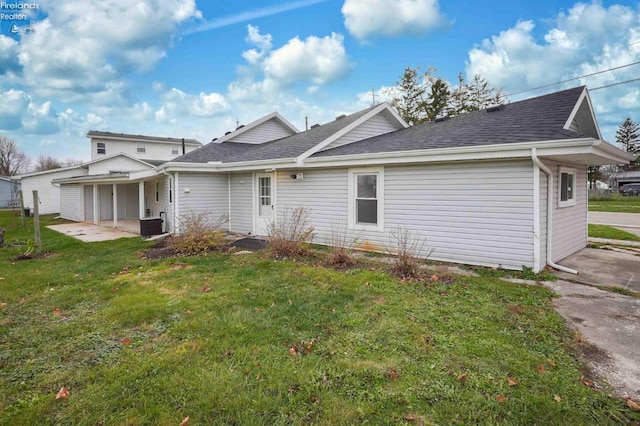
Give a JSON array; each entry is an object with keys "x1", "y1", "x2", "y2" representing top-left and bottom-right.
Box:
[
  {"x1": 384, "y1": 67, "x2": 429, "y2": 125},
  {"x1": 615, "y1": 117, "x2": 640, "y2": 170},
  {"x1": 426, "y1": 78, "x2": 449, "y2": 121}
]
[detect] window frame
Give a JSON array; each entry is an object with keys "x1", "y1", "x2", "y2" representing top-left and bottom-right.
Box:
[
  {"x1": 171, "y1": 145, "x2": 180, "y2": 156},
  {"x1": 97, "y1": 142, "x2": 106, "y2": 155},
  {"x1": 558, "y1": 167, "x2": 577, "y2": 208},
  {"x1": 136, "y1": 143, "x2": 146, "y2": 154},
  {"x1": 348, "y1": 167, "x2": 384, "y2": 232}
]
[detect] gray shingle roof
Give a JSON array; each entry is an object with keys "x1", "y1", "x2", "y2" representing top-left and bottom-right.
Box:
[
  {"x1": 173, "y1": 142, "x2": 257, "y2": 163},
  {"x1": 175, "y1": 104, "x2": 379, "y2": 164},
  {"x1": 312, "y1": 86, "x2": 587, "y2": 158}
]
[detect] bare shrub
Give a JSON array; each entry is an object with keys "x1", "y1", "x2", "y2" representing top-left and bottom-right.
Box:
[
  {"x1": 171, "y1": 211, "x2": 228, "y2": 255},
  {"x1": 327, "y1": 221, "x2": 360, "y2": 267},
  {"x1": 267, "y1": 207, "x2": 315, "y2": 258},
  {"x1": 388, "y1": 226, "x2": 433, "y2": 279}
]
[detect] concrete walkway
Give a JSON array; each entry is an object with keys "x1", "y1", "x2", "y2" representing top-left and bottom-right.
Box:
[
  {"x1": 48, "y1": 223, "x2": 139, "y2": 242},
  {"x1": 543, "y1": 280, "x2": 640, "y2": 400}
]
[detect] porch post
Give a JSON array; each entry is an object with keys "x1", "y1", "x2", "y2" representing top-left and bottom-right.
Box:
[
  {"x1": 93, "y1": 184, "x2": 98, "y2": 224},
  {"x1": 138, "y1": 181, "x2": 145, "y2": 219},
  {"x1": 112, "y1": 183, "x2": 118, "y2": 229}
]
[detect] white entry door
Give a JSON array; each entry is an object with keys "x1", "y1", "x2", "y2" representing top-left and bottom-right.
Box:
[{"x1": 255, "y1": 173, "x2": 274, "y2": 235}]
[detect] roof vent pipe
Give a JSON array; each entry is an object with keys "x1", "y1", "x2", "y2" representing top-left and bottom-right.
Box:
[
  {"x1": 336, "y1": 114, "x2": 347, "y2": 120},
  {"x1": 181, "y1": 138, "x2": 185, "y2": 155}
]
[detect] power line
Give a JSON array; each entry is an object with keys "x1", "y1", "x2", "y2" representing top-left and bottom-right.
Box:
[
  {"x1": 590, "y1": 77, "x2": 640, "y2": 91},
  {"x1": 506, "y1": 60, "x2": 640, "y2": 96}
]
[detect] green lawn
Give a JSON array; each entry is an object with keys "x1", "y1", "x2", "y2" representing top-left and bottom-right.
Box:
[
  {"x1": 0, "y1": 211, "x2": 638, "y2": 425},
  {"x1": 589, "y1": 193, "x2": 640, "y2": 213},
  {"x1": 588, "y1": 224, "x2": 640, "y2": 242}
]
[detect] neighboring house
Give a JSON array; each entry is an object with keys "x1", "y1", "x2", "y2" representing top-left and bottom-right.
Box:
[
  {"x1": 612, "y1": 170, "x2": 640, "y2": 189},
  {"x1": 55, "y1": 86, "x2": 634, "y2": 272},
  {"x1": 13, "y1": 133, "x2": 203, "y2": 215},
  {"x1": 0, "y1": 176, "x2": 20, "y2": 208}
]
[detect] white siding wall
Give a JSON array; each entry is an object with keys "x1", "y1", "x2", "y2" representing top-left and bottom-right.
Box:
[
  {"x1": 228, "y1": 120, "x2": 295, "y2": 144},
  {"x1": 321, "y1": 114, "x2": 398, "y2": 152},
  {"x1": 229, "y1": 173, "x2": 253, "y2": 234},
  {"x1": 543, "y1": 160, "x2": 588, "y2": 262},
  {"x1": 60, "y1": 184, "x2": 83, "y2": 221},
  {"x1": 275, "y1": 161, "x2": 536, "y2": 270},
  {"x1": 90, "y1": 138, "x2": 200, "y2": 161},
  {"x1": 88, "y1": 156, "x2": 153, "y2": 174},
  {"x1": 177, "y1": 173, "x2": 229, "y2": 229},
  {"x1": 21, "y1": 168, "x2": 87, "y2": 214},
  {"x1": 539, "y1": 170, "x2": 548, "y2": 267}
]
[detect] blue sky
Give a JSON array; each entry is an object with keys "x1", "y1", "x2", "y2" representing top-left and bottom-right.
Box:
[{"x1": 0, "y1": 0, "x2": 639, "y2": 163}]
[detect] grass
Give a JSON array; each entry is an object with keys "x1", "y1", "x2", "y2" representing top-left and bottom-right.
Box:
[
  {"x1": 0, "y1": 211, "x2": 638, "y2": 425},
  {"x1": 588, "y1": 224, "x2": 640, "y2": 242},
  {"x1": 589, "y1": 193, "x2": 640, "y2": 213}
]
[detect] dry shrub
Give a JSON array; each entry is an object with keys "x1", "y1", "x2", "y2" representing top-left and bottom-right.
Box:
[
  {"x1": 327, "y1": 222, "x2": 360, "y2": 267},
  {"x1": 388, "y1": 226, "x2": 433, "y2": 279},
  {"x1": 171, "y1": 211, "x2": 228, "y2": 255},
  {"x1": 267, "y1": 207, "x2": 314, "y2": 258}
]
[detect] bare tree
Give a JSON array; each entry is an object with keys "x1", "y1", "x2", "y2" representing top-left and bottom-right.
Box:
[
  {"x1": 0, "y1": 136, "x2": 30, "y2": 176},
  {"x1": 34, "y1": 154, "x2": 64, "y2": 171}
]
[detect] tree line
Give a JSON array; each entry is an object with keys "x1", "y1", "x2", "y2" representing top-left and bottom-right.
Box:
[{"x1": 0, "y1": 136, "x2": 81, "y2": 177}]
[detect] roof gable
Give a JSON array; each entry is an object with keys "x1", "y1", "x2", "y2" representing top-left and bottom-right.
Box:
[
  {"x1": 563, "y1": 88, "x2": 601, "y2": 139},
  {"x1": 214, "y1": 112, "x2": 299, "y2": 145}
]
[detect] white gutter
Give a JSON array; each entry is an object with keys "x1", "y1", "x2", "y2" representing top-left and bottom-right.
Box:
[{"x1": 531, "y1": 148, "x2": 578, "y2": 275}]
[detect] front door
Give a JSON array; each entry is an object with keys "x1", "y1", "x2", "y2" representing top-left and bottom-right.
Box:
[{"x1": 255, "y1": 173, "x2": 274, "y2": 235}]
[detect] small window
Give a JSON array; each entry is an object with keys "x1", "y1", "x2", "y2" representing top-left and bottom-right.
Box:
[
  {"x1": 559, "y1": 167, "x2": 576, "y2": 207},
  {"x1": 155, "y1": 181, "x2": 159, "y2": 202},
  {"x1": 137, "y1": 143, "x2": 146, "y2": 153},
  {"x1": 348, "y1": 168, "x2": 384, "y2": 231},
  {"x1": 97, "y1": 142, "x2": 106, "y2": 154},
  {"x1": 171, "y1": 145, "x2": 180, "y2": 155}
]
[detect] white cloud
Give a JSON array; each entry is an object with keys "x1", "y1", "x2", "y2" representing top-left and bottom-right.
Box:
[
  {"x1": 155, "y1": 88, "x2": 229, "y2": 124},
  {"x1": 229, "y1": 25, "x2": 352, "y2": 102},
  {"x1": 0, "y1": 89, "x2": 30, "y2": 130},
  {"x1": 342, "y1": 0, "x2": 449, "y2": 40},
  {"x1": 9, "y1": 0, "x2": 201, "y2": 101},
  {"x1": 465, "y1": 2, "x2": 640, "y2": 143},
  {"x1": 0, "y1": 35, "x2": 20, "y2": 75}
]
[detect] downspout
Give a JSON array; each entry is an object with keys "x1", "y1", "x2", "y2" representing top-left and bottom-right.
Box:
[
  {"x1": 161, "y1": 169, "x2": 175, "y2": 234},
  {"x1": 227, "y1": 172, "x2": 231, "y2": 231},
  {"x1": 531, "y1": 148, "x2": 578, "y2": 275}
]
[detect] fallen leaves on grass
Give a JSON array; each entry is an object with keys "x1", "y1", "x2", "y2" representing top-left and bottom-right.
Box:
[
  {"x1": 53, "y1": 308, "x2": 62, "y2": 315},
  {"x1": 55, "y1": 387, "x2": 69, "y2": 400},
  {"x1": 554, "y1": 395, "x2": 562, "y2": 403},
  {"x1": 201, "y1": 284, "x2": 211, "y2": 293},
  {"x1": 507, "y1": 377, "x2": 518, "y2": 386},
  {"x1": 547, "y1": 358, "x2": 557, "y2": 367},
  {"x1": 627, "y1": 399, "x2": 640, "y2": 411},
  {"x1": 581, "y1": 376, "x2": 594, "y2": 388},
  {"x1": 457, "y1": 373, "x2": 467, "y2": 382},
  {"x1": 497, "y1": 395, "x2": 506, "y2": 404},
  {"x1": 536, "y1": 364, "x2": 546, "y2": 373},
  {"x1": 121, "y1": 338, "x2": 132, "y2": 345},
  {"x1": 179, "y1": 416, "x2": 190, "y2": 426}
]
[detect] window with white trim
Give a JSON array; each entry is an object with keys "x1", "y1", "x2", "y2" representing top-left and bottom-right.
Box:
[
  {"x1": 137, "y1": 143, "x2": 146, "y2": 153},
  {"x1": 97, "y1": 142, "x2": 106, "y2": 154},
  {"x1": 171, "y1": 145, "x2": 180, "y2": 155},
  {"x1": 559, "y1": 167, "x2": 576, "y2": 207},
  {"x1": 348, "y1": 168, "x2": 384, "y2": 231}
]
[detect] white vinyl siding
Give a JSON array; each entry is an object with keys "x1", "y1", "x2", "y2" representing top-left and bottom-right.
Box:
[
  {"x1": 229, "y1": 173, "x2": 254, "y2": 234},
  {"x1": 90, "y1": 138, "x2": 200, "y2": 161},
  {"x1": 321, "y1": 114, "x2": 398, "y2": 152},
  {"x1": 60, "y1": 184, "x2": 83, "y2": 221},
  {"x1": 177, "y1": 173, "x2": 229, "y2": 230},
  {"x1": 20, "y1": 167, "x2": 87, "y2": 214},
  {"x1": 229, "y1": 120, "x2": 295, "y2": 144},
  {"x1": 539, "y1": 170, "x2": 548, "y2": 267},
  {"x1": 544, "y1": 160, "x2": 588, "y2": 262},
  {"x1": 87, "y1": 156, "x2": 152, "y2": 175},
  {"x1": 275, "y1": 161, "x2": 535, "y2": 270},
  {"x1": 276, "y1": 169, "x2": 349, "y2": 245}
]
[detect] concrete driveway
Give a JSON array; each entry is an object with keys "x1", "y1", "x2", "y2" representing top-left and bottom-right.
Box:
[{"x1": 546, "y1": 247, "x2": 640, "y2": 399}]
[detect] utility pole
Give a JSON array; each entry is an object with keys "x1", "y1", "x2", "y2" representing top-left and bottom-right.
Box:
[{"x1": 371, "y1": 88, "x2": 378, "y2": 106}]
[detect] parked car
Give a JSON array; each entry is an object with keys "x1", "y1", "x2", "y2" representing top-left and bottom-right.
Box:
[{"x1": 620, "y1": 183, "x2": 640, "y2": 196}]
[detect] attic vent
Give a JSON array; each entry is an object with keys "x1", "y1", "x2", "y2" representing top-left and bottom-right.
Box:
[
  {"x1": 486, "y1": 104, "x2": 504, "y2": 113},
  {"x1": 311, "y1": 124, "x2": 320, "y2": 129},
  {"x1": 335, "y1": 114, "x2": 347, "y2": 120},
  {"x1": 225, "y1": 131, "x2": 232, "y2": 135},
  {"x1": 237, "y1": 125, "x2": 245, "y2": 129},
  {"x1": 211, "y1": 138, "x2": 217, "y2": 142},
  {"x1": 434, "y1": 115, "x2": 450, "y2": 123}
]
